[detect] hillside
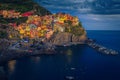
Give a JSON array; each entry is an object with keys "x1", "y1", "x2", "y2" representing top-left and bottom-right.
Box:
[
  {"x1": 0, "y1": 0, "x2": 51, "y2": 38},
  {"x1": 0, "y1": 0, "x2": 87, "y2": 48}
]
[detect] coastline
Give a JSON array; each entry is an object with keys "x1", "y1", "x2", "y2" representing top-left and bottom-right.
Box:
[
  {"x1": 0, "y1": 40, "x2": 85, "y2": 66},
  {"x1": 0, "y1": 49, "x2": 56, "y2": 66},
  {"x1": 0, "y1": 38, "x2": 119, "y2": 66}
]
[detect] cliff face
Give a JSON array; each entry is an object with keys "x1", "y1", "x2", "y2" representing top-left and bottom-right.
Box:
[{"x1": 49, "y1": 32, "x2": 87, "y2": 46}]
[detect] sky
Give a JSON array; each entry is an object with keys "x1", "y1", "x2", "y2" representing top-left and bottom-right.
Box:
[{"x1": 34, "y1": 0, "x2": 120, "y2": 30}]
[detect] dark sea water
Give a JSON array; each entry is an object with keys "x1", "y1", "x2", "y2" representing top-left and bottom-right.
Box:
[{"x1": 2, "y1": 30, "x2": 120, "y2": 80}]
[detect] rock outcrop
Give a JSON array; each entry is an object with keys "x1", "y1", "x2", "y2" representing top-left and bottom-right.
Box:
[
  {"x1": 0, "y1": 39, "x2": 10, "y2": 51},
  {"x1": 48, "y1": 32, "x2": 87, "y2": 46}
]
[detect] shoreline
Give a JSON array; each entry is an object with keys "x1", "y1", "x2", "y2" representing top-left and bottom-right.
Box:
[
  {"x1": 0, "y1": 41, "x2": 85, "y2": 66},
  {"x1": 0, "y1": 38, "x2": 119, "y2": 66},
  {"x1": 0, "y1": 49, "x2": 56, "y2": 66}
]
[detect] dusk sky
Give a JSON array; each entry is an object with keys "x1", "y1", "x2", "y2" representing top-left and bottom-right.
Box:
[{"x1": 34, "y1": 0, "x2": 120, "y2": 30}]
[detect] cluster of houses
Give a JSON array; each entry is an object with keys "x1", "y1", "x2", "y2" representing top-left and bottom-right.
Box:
[
  {"x1": 0, "y1": 10, "x2": 21, "y2": 18},
  {"x1": 0, "y1": 10, "x2": 80, "y2": 40},
  {"x1": 0, "y1": 10, "x2": 35, "y2": 18}
]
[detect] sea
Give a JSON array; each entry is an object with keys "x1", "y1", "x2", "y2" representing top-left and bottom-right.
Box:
[{"x1": 1, "y1": 30, "x2": 120, "y2": 80}]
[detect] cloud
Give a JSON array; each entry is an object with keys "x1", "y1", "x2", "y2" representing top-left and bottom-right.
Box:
[
  {"x1": 78, "y1": 14, "x2": 120, "y2": 21},
  {"x1": 34, "y1": 0, "x2": 120, "y2": 15},
  {"x1": 78, "y1": 14, "x2": 120, "y2": 30},
  {"x1": 112, "y1": 0, "x2": 120, "y2": 2}
]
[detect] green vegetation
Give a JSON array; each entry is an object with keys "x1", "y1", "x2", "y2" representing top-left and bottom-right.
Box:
[
  {"x1": 0, "y1": 0, "x2": 51, "y2": 15},
  {"x1": 65, "y1": 25, "x2": 85, "y2": 36},
  {"x1": 0, "y1": 16, "x2": 28, "y2": 24},
  {"x1": 70, "y1": 25, "x2": 85, "y2": 36},
  {"x1": 64, "y1": 20, "x2": 85, "y2": 36},
  {"x1": 0, "y1": 31, "x2": 8, "y2": 38}
]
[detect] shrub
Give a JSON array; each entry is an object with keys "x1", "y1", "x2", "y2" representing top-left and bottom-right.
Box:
[{"x1": 0, "y1": 31, "x2": 8, "y2": 38}]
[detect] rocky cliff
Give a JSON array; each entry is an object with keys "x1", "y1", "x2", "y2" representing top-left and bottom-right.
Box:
[{"x1": 48, "y1": 32, "x2": 87, "y2": 46}]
